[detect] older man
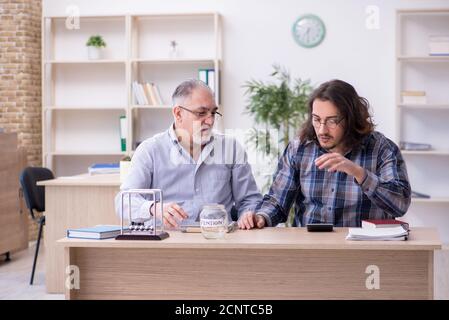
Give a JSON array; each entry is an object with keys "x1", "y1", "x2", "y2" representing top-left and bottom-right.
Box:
[{"x1": 115, "y1": 79, "x2": 262, "y2": 228}]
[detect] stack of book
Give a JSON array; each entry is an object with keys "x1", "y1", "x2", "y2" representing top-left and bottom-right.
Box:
[
  {"x1": 67, "y1": 225, "x2": 127, "y2": 239},
  {"x1": 411, "y1": 190, "x2": 431, "y2": 199},
  {"x1": 88, "y1": 163, "x2": 120, "y2": 175},
  {"x1": 346, "y1": 219, "x2": 410, "y2": 241},
  {"x1": 429, "y1": 35, "x2": 449, "y2": 56},
  {"x1": 132, "y1": 81, "x2": 164, "y2": 106},
  {"x1": 399, "y1": 141, "x2": 432, "y2": 151},
  {"x1": 361, "y1": 219, "x2": 409, "y2": 230},
  {"x1": 401, "y1": 91, "x2": 427, "y2": 105}
]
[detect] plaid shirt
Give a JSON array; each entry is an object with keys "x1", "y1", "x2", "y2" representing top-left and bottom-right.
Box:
[{"x1": 256, "y1": 131, "x2": 411, "y2": 227}]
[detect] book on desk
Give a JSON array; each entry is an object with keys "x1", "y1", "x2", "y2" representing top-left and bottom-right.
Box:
[{"x1": 67, "y1": 225, "x2": 127, "y2": 239}]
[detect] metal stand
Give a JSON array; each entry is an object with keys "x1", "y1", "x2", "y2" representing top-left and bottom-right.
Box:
[{"x1": 115, "y1": 189, "x2": 169, "y2": 241}]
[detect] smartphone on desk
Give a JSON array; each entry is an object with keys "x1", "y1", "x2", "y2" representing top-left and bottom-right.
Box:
[{"x1": 306, "y1": 223, "x2": 334, "y2": 232}]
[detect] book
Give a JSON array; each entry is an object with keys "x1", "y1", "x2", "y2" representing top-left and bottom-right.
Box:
[
  {"x1": 411, "y1": 190, "x2": 431, "y2": 199},
  {"x1": 143, "y1": 82, "x2": 156, "y2": 105},
  {"x1": 152, "y1": 83, "x2": 164, "y2": 105},
  {"x1": 362, "y1": 219, "x2": 409, "y2": 231},
  {"x1": 429, "y1": 35, "x2": 449, "y2": 56},
  {"x1": 88, "y1": 163, "x2": 120, "y2": 175},
  {"x1": 67, "y1": 225, "x2": 127, "y2": 239},
  {"x1": 399, "y1": 141, "x2": 432, "y2": 151},
  {"x1": 401, "y1": 91, "x2": 427, "y2": 105},
  {"x1": 346, "y1": 225, "x2": 409, "y2": 241},
  {"x1": 139, "y1": 82, "x2": 148, "y2": 105},
  {"x1": 132, "y1": 81, "x2": 144, "y2": 105}
]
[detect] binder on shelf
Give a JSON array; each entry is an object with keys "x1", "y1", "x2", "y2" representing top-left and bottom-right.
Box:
[
  {"x1": 120, "y1": 115, "x2": 127, "y2": 152},
  {"x1": 198, "y1": 69, "x2": 208, "y2": 84},
  {"x1": 207, "y1": 69, "x2": 215, "y2": 92},
  {"x1": 198, "y1": 68, "x2": 217, "y2": 101}
]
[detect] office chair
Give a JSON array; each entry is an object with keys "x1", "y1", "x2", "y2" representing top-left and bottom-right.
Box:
[{"x1": 19, "y1": 167, "x2": 55, "y2": 285}]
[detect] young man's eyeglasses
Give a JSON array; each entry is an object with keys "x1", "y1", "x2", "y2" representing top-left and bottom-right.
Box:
[
  {"x1": 312, "y1": 116, "x2": 344, "y2": 129},
  {"x1": 178, "y1": 106, "x2": 223, "y2": 119}
]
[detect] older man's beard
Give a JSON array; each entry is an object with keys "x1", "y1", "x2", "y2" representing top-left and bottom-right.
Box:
[{"x1": 192, "y1": 121, "x2": 212, "y2": 146}]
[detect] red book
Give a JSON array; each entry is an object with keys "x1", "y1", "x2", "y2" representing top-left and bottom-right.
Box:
[{"x1": 361, "y1": 219, "x2": 409, "y2": 231}]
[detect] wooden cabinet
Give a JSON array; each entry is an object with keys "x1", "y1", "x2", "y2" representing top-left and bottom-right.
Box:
[{"x1": 0, "y1": 133, "x2": 28, "y2": 257}]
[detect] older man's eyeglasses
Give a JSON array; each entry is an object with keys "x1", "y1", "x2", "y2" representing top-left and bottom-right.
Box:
[
  {"x1": 312, "y1": 116, "x2": 343, "y2": 129},
  {"x1": 178, "y1": 106, "x2": 223, "y2": 119}
]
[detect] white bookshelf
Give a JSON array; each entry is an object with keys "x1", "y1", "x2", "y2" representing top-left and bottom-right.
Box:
[
  {"x1": 42, "y1": 13, "x2": 222, "y2": 176},
  {"x1": 396, "y1": 9, "x2": 449, "y2": 242}
]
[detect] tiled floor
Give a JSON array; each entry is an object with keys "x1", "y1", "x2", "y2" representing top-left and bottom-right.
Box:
[{"x1": 1, "y1": 241, "x2": 448, "y2": 300}]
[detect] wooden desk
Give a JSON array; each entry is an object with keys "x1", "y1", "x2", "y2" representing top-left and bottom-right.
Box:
[
  {"x1": 38, "y1": 174, "x2": 120, "y2": 293},
  {"x1": 59, "y1": 227, "x2": 441, "y2": 300}
]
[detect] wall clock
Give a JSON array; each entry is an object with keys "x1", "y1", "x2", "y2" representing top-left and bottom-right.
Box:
[{"x1": 292, "y1": 14, "x2": 326, "y2": 48}]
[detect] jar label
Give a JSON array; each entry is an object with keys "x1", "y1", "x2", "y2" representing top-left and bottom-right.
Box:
[{"x1": 200, "y1": 218, "x2": 225, "y2": 227}]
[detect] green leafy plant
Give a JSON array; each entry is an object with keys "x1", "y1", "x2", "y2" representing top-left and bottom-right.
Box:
[
  {"x1": 244, "y1": 64, "x2": 312, "y2": 149},
  {"x1": 86, "y1": 35, "x2": 106, "y2": 48},
  {"x1": 243, "y1": 64, "x2": 314, "y2": 226}
]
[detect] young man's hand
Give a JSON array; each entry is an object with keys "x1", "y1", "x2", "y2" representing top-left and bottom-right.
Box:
[
  {"x1": 315, "y1": 153, "x2": 367, "y2": 184},
  {"x1": 238, "y1": 211, "x2": 266, "y2": 230}
]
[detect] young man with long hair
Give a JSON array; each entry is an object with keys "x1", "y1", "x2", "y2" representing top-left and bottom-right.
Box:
[{"x1": 238, "y1": 79, "x2": 411, "y2": 229}]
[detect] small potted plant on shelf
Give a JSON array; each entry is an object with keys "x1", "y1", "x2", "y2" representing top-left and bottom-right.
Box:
[{"x1": 86, "y1": 35, "x2": 106, "y2": 60}]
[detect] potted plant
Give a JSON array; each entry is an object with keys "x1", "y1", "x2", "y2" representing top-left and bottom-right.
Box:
[
  {"x1": 86, "y1": 35, "x2": 106, "y2": 60},
  {"x1": 243, "y1": 64, "x2": 313, "y2": 225}
]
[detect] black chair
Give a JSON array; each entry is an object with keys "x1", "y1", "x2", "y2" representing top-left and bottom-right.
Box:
[{"x1": 19, "y1": 167, "x2": 54, "y2": 285}]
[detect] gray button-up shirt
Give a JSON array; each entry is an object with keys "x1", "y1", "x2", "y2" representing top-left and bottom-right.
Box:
[{"x1": 115, "y1": 124, "x2": 262, "y2": 224}]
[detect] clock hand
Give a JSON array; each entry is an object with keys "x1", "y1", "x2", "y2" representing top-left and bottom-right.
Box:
[{"x1": 305, "y1": 27, "x2": 310, "y2": 42}]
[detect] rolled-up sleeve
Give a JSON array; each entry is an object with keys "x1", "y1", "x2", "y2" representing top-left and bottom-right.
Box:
[{"x1": 357, "y1": 140, "x2": 411, "y2": 217}]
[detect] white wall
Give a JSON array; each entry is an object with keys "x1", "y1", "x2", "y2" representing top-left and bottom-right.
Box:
[
  {"x1": 44, "y1": 0, "x2": 449, "y2": 138},
  {"x1": 44, "y1": 0, "x2": 449, "y2": 242}
]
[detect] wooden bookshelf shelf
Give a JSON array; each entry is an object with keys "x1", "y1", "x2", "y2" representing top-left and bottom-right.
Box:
[
  {"x1": 42, "y1": 13, "x2": 222, "y2": 176},
  {"x1": 131, "y1": 58, "x2": 217, "y2": 65},
  {"x1": 397, "y1": 56, "x2": 449, "y2": 62},
  {"x1": 401, "y1": 150, "x2": 449, "y2": 156},
  {"x1": 396, "y1": 9, "x2": 449, "y2": 215},
  {"x1": 49, "y1": 151, "x2": 126, "y2": 156},
  {"x1": 411, "y1": 198, "x2": 449, "y2": 204},
  {"x1": 45, "y1": 106, "x2": 127, "y2": 111},
  {"x1": 131, "y1": 105, "x2": 172, "y2": 110},
  {"x1": 398, "y1": 104, "x2": 449, "y2": 110},
  {"x1": 44, "y1": 60, "x2": 126, "y2": 64}
]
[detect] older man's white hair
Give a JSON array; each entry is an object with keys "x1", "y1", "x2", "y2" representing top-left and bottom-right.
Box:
[{"x1": 171, "y1": 79, "x2": 214, "y2": 106}]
